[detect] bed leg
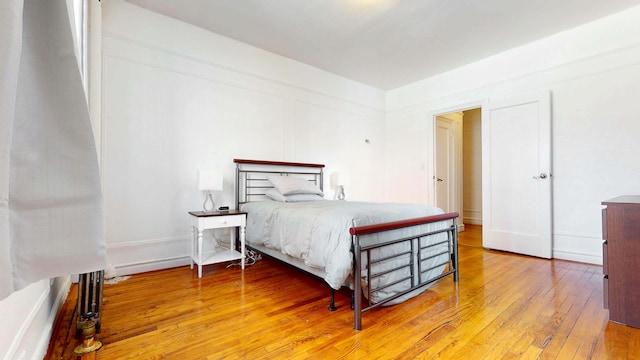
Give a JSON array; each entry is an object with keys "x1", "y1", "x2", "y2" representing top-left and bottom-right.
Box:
[
  {"x1": 354, "y1": 234, "x2": 362, "y2": 330},
  {"x1": 452, "y1": 219, "x2": 459, "y2": 283},
  {"x1": 328, "y1": 288, "x2": 337, "y2": 311},
  {"x1": 350, "y1": 290, "x2": 355, "y2": 310}
]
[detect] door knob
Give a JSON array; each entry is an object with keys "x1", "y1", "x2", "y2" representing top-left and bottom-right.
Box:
[
  {"x1": 533, "y1": 173, "x2": 548, "y2": 179},
  {"x1": 437, "y1": 178, "x2": 444, "y2": 182}
]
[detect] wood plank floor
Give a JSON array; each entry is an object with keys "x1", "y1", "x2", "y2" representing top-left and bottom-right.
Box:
[{"x1": 47, "y1": 225, "x2": 640, "y2": 359}]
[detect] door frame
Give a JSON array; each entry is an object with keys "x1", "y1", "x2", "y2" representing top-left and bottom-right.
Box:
[{"x1": 431, "y1": 100, "x2": 486, "y2": 232}]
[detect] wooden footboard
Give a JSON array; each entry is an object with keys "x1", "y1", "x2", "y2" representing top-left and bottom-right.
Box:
[{"x1": 350, "y1": 212, "x2": 459, "y2": 330}]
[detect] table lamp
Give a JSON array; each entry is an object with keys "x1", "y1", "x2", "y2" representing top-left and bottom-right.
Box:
[
  {"x1": 330, "y1": 171, "x2": 350, "y2": 200},
  {"x1": 198, "y1": 170, "x2": 223, "y2": 211}
]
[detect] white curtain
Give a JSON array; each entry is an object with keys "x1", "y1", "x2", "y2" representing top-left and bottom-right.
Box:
[{"x1": 0, "y1": 0, "x2": 106, "y2": 300}]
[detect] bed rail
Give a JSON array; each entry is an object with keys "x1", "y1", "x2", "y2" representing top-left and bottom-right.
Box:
[
  {"x1": 350, "y1": 212, "x2": 459, "y2": 330},
  {"x1": 234, "y1": 158, "x2": 325, "y2": 168}
]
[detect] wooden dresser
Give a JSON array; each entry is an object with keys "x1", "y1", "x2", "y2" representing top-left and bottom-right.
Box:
[{"x1": 602, "y1": 195, "x2": 640, "y2": 328}]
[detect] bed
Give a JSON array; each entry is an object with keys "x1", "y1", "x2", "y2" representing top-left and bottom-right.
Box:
[{"x1": 234, "y1": 159, "x2": 459, "y2": 330}]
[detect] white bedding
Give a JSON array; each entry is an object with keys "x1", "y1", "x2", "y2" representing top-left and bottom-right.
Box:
[{"x1": 241, "y1": 200, "x2": 451, "y2": 303}]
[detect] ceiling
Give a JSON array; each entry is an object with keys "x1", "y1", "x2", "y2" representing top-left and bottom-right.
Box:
[{"x1": 126, "y1": 0, "x2": 640, "y2": 90}]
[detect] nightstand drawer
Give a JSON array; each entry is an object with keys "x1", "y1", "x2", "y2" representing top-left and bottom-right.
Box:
[{"x1": 198, "y1": 214, "x2": 245, "y2": 228}]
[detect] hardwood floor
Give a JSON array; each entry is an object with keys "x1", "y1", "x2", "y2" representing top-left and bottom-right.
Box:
[
  {"x1": 48, "y1": 227, "x2": 640, "y2": 359},
  {"x1": 458, "y1": 224, "x2": 483, "y2": 248}
]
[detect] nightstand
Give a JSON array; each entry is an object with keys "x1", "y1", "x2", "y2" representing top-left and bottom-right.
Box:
[{"x1": 188, "y1": 210, "x2": 247, "y2": 278}]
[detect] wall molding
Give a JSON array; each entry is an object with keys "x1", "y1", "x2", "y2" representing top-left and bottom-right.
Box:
[
  {"x1": 463, "y1": 209, "x2": 482, "y2": 225},
  {"x1": 3, "y1": 277, "x2": 72, "y2": 360},
  {"x1": 115, "y1": 256, "x2": 191, "y2": 277},
  {"x1": 35, "y1": 277, "x2": 72, "y2": 360},
  {"x1": 388, "y1": 31, "x2": 640, "y2": 112},
  {"x1": 102, "y1": 32, "x2": 384, "y2": 111},
  {"x1": 107, "y1": 236, "x2": 191, "y2": 276},
  {"x1": 463, "y1": 218, "x2": 482, "y2": 226},
  {"x1": 553, "y1": 232, "x2": 602, "y2": 265},
  {"x1": 107, "y1": 234, "x2": 189, "y2": 249},
  {"x1": 3, "y1": 282, "x2": 49, "y2": 360},
  {"x1": 553, "y1": 250, "x2": 602, "y2": 265}
]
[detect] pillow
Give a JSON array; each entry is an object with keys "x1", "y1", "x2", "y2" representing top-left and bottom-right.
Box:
[
  {"x1": 267, "y1": 175, "x2": 324, "y2": 196},
  {"x1": 265, "y1": 189, "x2": 324, "y2": 202}
]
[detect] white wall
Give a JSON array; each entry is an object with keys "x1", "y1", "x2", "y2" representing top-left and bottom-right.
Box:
[
  {"x1": 101, "y1": 0, "x2": 386, "y2": 275},
  {"x1": 386, "y1": 5, "x2": 640, "y2": 264}
]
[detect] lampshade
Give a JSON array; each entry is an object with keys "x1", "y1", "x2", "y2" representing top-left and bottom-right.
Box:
[
  {"x1": 330, "y1": 171, "x2": 350, "y2": 187},
  {"x1": 198, "y1": 170, "x2": 223, "y2": 191}
]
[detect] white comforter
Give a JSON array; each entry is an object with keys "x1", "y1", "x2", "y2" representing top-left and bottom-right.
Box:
[{"x1": 241, "y1": 200, "x2": 449, "y2": 302}]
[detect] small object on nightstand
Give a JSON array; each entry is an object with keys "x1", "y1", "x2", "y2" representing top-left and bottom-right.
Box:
[{"x1": 218, "y1": 206, "x2": 229, "y2": 212}]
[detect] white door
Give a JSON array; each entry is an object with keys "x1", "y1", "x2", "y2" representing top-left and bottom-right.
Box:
[
  {"x1": 435, "y1": 117, "x2": 454, "y2": 212},
  {"x1": 482, "y1": 92, "x2": 552, "y2": 258}
]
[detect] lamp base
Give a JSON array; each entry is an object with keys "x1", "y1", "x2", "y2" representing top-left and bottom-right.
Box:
[
  {"x1": 337, "y1": 186, "x2": 345, "y2": 201},
  {"x1": 203, "y1": 192, "x2": 216, "y2": 211}
]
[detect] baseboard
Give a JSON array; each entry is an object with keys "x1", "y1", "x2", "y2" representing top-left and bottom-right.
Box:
[
  {"x1": 1, "y1": 277, "x2": 72, "y2": 360},
  {"x1": 463, "y1": 218, "x2": 482, "y2": 225},
  {"x1": 107, "y1": 235, "x2": 191, "y2": 276},
  {"x1": 553, "y1": 232, "x2": 603, "y2": 265},
  {"x1": 115, "y1": 256, "x2": 191, "y2": 276},
  {"x1": 463, "y1": 210, "x2": 482, "y2": 226},
  {"x1": 36, "y1": 277, "x2": 72, "y2": 360},
  {"x1": 553, "y1": 249, "x2": 602, "y2": 265}
]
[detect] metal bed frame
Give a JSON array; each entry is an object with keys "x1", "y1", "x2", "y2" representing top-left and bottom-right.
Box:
[{"x1": 234, "y1": 158, "x2": 459, "y2": 330}]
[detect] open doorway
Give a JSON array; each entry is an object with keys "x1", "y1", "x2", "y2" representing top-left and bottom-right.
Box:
[
  {"x1": 434, "y1": 107, "x2": 482, "y2": 237},
  {"x1": 434, "y1": 92, "x2": 552, "y2": 256}
]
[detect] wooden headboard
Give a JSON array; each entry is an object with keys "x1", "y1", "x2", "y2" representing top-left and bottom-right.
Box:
[{"x1": 234, "y1": 159, "x2": 325, "y2": 210}]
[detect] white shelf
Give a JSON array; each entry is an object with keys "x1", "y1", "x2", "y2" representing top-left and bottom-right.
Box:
[{"x1": 192, "y1": 246, "x2": 243, "y2": 266}]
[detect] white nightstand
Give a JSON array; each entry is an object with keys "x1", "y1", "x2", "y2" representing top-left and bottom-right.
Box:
[{"x1": 188, "y1": 210, "x2": 247, "y2": 278}]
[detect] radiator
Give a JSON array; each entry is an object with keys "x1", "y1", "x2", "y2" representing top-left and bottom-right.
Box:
[{"x1": 76, "y1": 270, "x2": 104, "y2": 333}]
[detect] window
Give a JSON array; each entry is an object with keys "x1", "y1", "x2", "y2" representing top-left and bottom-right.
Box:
[{"x1": 69, "y1": 0, "x2": 88, "y2": 93}]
